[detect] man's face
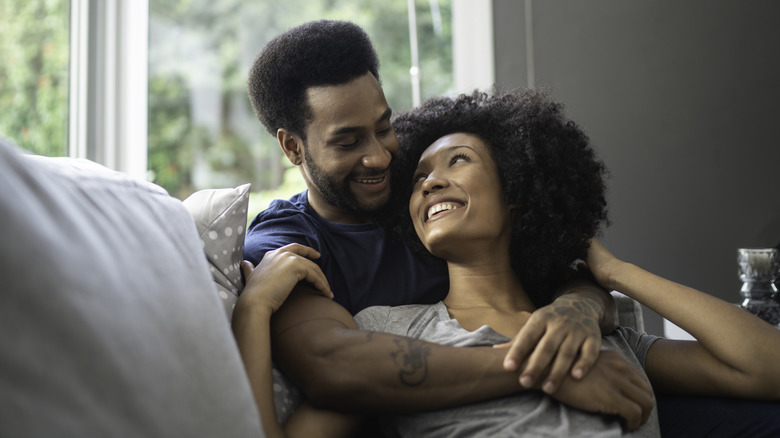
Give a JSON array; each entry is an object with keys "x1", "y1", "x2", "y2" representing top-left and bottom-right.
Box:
[{"x1": 300, "y1": 72, "x2": 399, "y2": 224}]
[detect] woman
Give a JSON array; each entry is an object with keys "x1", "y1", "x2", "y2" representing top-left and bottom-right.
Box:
[
  {"x1": 238, "y1": 89, "x2": 780, "y2": 437},
  {"x1": 353, "y1": 89, "x2": 780, "y2": 437}
]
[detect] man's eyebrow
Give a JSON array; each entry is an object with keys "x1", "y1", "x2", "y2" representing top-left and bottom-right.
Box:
[
  {"x1": 329, "y1": 107, "x2": 393, "y2": 136},
  {"x1": 378, "y1": 107, "x2": 392, "y2": 123}
]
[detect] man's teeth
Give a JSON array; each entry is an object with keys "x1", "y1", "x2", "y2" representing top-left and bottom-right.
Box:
[
  {"x1": 427, "y1": 203, "x2": 460, "y2": 220},
  {"x1": 355, "y1": 176, "x2": 384, "y2": 184}
]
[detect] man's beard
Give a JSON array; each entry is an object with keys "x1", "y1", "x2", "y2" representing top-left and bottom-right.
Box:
[{"x1": 304, "y1": 150, "x2": 391, "y2": 218}]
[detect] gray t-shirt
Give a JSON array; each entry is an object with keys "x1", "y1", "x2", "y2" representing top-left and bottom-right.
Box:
[{"x1": 355, "y1": 302, "x2": 661, "y2": 438}]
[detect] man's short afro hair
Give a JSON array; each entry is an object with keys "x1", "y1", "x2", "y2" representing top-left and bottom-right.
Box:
[
  {"x1": 390, "y1": 89, "x2": 609, "y2": 307},
  {"x1": 247, "y1": 20, "x2": 380, "y2": 139}
]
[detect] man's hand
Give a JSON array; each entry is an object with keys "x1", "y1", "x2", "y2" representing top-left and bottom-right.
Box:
[
  {"x1": 498, "y1": 294, "x2": 603, "y2": 393},
  {"x1": 551, "y1": 349, "x2": 655, "y2": 432}
]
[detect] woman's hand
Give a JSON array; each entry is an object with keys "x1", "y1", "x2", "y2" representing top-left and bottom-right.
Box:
[{"x1": 239, "y1": 243, "x2": 333, "y2": 315}]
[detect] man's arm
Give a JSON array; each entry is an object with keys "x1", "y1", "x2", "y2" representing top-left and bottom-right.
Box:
[
  {"x1": 251, "y1": 282, "x2": 651, "y2": 430},
  {"x1": 556, "y1": 274, "x2": 619, "y2": 333},
  {"x1": 267, "y1": 286, "x2": 522, "y2": 412},
  {"x1": 501, "y1": 275, "x2": 618, "y2": 393}
]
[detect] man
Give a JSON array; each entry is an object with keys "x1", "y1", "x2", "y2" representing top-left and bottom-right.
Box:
[{"x1": 237, "y1": 19, "x2": 635, "y2": 426}]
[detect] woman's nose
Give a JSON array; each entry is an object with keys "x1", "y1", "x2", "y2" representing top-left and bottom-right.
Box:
[{"x1": 421, "y1": 173, "x2": 448, "y2": 196}]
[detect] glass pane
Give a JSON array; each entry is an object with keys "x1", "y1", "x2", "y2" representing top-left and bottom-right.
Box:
[
  {"x1": 148, "y1": 0, "x2": 452, "y2": 211},
  {"x1": 0, "y1": 0, "x2": 69, "y2": 156}
]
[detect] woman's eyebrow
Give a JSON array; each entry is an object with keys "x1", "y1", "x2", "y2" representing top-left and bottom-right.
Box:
[
  {"x1": 446, "y1": 144, "x2": 476, "y2": 153},
  {"x1": 417, "y1": 144, "x2": 476, "y2": 167}
]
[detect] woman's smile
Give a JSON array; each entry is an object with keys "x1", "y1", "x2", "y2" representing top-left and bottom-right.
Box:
[{"x1": 426, "y1": 200, "x2": 466, "y2": 222}]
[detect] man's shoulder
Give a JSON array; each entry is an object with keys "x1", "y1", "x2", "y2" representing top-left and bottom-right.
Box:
[
  {"x1": 244, "y1": 192, "x2": 317, "y2": 263},
  {"x1": 252, "y1": 191, "x2": 309, "y2": 222},
  {"x1": 247, "y1": 192, "x2": 317, "y2": 234}
]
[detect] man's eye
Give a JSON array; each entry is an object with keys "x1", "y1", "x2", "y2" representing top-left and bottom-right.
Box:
[
  {"x1": 377, "y1": 126, "x2": 393, "y2": 137},
  {"x1": 337, "y1": 139, "x2": 360, "y2": 148},
  {"x1": 412, "y1": 173, "x2": 427, "y2": 184}
]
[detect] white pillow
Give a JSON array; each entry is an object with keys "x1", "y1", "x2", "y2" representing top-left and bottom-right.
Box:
[{"x1": 182, "y1": 185, "x2": 304, "y2": 423}]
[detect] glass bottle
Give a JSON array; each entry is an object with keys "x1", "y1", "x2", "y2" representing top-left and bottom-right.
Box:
[{"x1": 737, "y1": 248, "x2": 780, "y2": 326}]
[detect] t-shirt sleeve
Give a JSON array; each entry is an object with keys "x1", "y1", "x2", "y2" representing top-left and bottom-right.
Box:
[
  {"x1": 615, "y1": 326, "x2": 661, "y2": 368},
  {"x1": 354, "y1": 306, "x2": 391, "y2": 332},
  {"x1": 243, "y1": 200, "x2": 317, "y2": 265}
]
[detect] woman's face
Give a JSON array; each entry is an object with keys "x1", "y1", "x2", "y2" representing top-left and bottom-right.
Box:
[{"x1": 409, "y1": 132, "x2": 513, "y2": 261}]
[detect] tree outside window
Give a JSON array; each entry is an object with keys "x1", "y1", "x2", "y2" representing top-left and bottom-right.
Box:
[{"x1": 0, "y1": 0, "x2": 69, "y2": 156}]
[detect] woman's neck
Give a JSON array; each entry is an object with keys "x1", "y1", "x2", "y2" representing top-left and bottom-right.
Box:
[
  {"x1": 442, "y1": 258, "x2": 535, "y2": 313},
  {"x1": 442, "y1": 258, "x2": 536, "y2": 337}
]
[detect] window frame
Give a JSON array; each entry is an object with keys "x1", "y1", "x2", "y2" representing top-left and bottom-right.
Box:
[{"x1": 69, "y1": 0, "x2": 148, "y2": 181}]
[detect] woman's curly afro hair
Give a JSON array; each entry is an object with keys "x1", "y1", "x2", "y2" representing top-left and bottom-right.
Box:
[
  {"x1": 247, "y1": 20, "x2": 380, "y2": 139},
  {"x1": 390, "y1": 89, "x2": 609, "y2": 307}
]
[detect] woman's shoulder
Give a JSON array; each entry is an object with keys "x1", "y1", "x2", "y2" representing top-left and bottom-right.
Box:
[{"x1": 354, "y1": 302, "x2": 446, "y2": 336}]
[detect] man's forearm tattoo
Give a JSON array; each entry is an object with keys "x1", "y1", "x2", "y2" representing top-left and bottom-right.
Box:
[
  {"x1": 554, "y1": 298, "x2": 600, "y2": 332},
  {"x1": 390, "y1": 338, "x2": 431, "y2": 386}
]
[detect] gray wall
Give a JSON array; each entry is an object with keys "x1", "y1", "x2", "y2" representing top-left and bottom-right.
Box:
[{"x1": 492, "y1": 1, "x2": 780, "y2": 336}]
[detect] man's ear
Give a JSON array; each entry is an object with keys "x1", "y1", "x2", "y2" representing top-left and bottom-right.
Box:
[{"x1": 277, "y1": 128, "x2": 303, "y2": 165}]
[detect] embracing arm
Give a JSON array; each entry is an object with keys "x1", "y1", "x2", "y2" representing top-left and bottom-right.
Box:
[
  {"x1": 555, "y1": 274, "x2": 619, "y2": 334},
  {"x1": 235, "y1": 245, "x2": 652, "y2": 429},
  {"x1": 501, "y1": 274, "x2": 617, "y2": 393},
  {"x1": 586, "y1": 239, "x2": 780, "y2": 400},
  {"x1": 269, "y1": 288, "x2": 523, "y2": 412}
]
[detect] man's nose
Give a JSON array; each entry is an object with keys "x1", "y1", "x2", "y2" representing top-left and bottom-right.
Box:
[{"x1": 362, "y1": 139, "x2": 393, "y2": 168}]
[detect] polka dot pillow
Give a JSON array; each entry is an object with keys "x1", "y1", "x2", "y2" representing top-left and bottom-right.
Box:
[{"x1": 183, "y1": 184, "x2": 250, "y2": 320}]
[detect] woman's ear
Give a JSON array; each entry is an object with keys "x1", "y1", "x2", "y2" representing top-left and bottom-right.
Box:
[{"x1": 277, "y1": 128, "x2": 303, "y2": 165}]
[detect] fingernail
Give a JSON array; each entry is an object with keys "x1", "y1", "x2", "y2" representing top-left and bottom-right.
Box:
[
  {"x1": 572, "y1": 367, "x2": 583, "y2": 379},
  {"x1": 543, "y1": 380, "x2": 555, "y2": 393},
  {"x1": 520, "y1": 375, "x2": 534, "y2": 388},
  {"x1": 504, "y1": 359, "x2": 516, "y2": 370}
]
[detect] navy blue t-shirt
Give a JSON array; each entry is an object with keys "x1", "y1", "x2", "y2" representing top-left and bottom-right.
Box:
[{"x1": 244, "y1": 191, "x2": 449, "y2": 315}]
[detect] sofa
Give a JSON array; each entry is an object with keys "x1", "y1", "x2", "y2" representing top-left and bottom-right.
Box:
[
  {"x1": 0, "y1": 138, "x2": 647, "y2": 436},
  {"x1": 0, "y1": 139, "x2": 264, "y2": 436}
]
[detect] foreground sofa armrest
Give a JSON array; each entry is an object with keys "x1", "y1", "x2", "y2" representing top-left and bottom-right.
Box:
[{"x1": 0, "y1": 140, "x2": 264, "y2": 437}]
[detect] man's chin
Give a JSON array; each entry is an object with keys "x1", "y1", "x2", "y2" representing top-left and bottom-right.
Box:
[{"x1": 357, "y1": 192, "x2": 391, "y2": 214}]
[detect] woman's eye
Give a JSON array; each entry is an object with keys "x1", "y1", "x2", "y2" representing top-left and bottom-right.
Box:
[
  {"x1": 449, "y1": 153, "x2": 470, "y2": 165},
  {"x1": 412, "y1": 173, "x2": 427, "y2": 184}
]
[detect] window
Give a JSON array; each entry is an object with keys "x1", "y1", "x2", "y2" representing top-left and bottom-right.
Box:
[
  {"x1": 1, "y1": 0, "x2": 495, "y2": 219},
  {"x1": 147, "y1": 0, "x2": 454, "y2": 214},
  {"x1": 0, "y1": 0, "x2": 70, "y2": 156}
]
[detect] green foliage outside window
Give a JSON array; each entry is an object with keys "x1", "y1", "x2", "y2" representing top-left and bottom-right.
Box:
[{"x1": 0, "y1": 0, "x2": 69, "y2": 156}]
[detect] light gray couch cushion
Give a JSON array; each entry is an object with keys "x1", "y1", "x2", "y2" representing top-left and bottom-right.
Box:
[
  {"x1": 0, "y1": 140, "x2": 263, "y2": 437},
  {"x1": 613, "y1": 291, "x2": 644, "y2": 332}
]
